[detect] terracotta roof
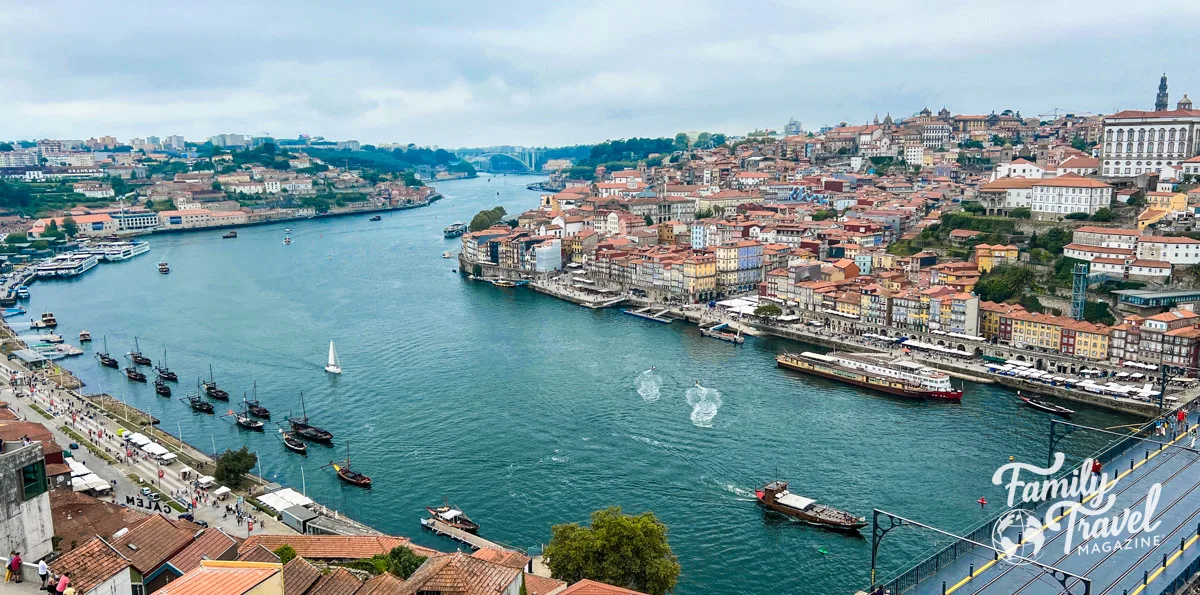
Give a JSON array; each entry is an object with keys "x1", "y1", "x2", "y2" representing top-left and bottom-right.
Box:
[
  {"x1": 1058, "y1": 157, "x2": 1099, "y2": 169},
  {"x1": 398, "y1": 551, "x2": 521, "y2": 595},
  {"x1": 558, "y1": 579, "x2": 651, "y2": 595},
  {"x1": 110, "y1": 514, "x2": 196, "y2": 573},
  {"x1": 308, "y1": 567, "x2": 364, "y2": 595},
  {"x1": 51, "y1": 491, "x2": 150, "y2": 552},
  {"x1": 1147, "y1": 309, "x2": 1200, "y2": 322},
  {"x1": 49, "y1": 537, "x2": 132, "y2": 593},
  {"x1": 283, "y1": 557, "x2": 322, "y2": 595},
  {"x1": 358, "y1": 573, "x2": 409, "y2": 595},
  {"x1": 1033, "y1": 173, "x2": 1111, "y2": 189},
  {"x1": 241, "y1": 535, "x2": 427, "y2": 560},
  {"x1": 1130, "y1": 259, "x2": 1171, "y2": 269},
  {"x1": 1139, "y1": 235, "x2": 1200, "y2": 245},
  {"x1": 470, "y1": 548, "x2": 532, "y2": 569},
  {"x1": 167, "y1": 528, "x2": 238, "y2": 574},
  {"x1": 157, "y1": 561, "x2": 280, "y2": 595},
  {"x1": 1108, "y1": 108, "x2": 1200, "y2": 119},
  {"x1": 235, "y1": 544, "x2": 280, "y2": 563},
  {"x1": 523, "y1": 573, "x2": 568, "y2": 595}
]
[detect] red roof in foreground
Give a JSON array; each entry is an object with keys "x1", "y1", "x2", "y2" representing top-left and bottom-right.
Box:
[{"x1": 559, "y1": 579, "x2": 651, "y2": 595}]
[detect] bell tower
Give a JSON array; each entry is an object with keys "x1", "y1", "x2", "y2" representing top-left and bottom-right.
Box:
[{"x1": 1155, "y1": 73, "x2": 1169, "y2": 111}]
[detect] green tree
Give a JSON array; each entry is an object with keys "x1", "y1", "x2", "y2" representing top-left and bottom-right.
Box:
[
  {"x1": 643, "y1": 215, "x2": 654, "y2": 227},
  {"x1": 673, "y1": 133, "x2": 689, "y2": 151},
  {"x1": 0, "y1": 143, "x2": 14, "y2": 152},
  {"x1": 544, "y1": 507, "x2": 680, "y2": 595},
  {"x1": 1091, "y1": 208, "x2": 1113, "y2": 222},
  {"x1": 5, "y1": 232, "x2": 27, "y2": 244},
  {"x1": 959, "y1": 139, "x2": 984, "y2": 149},
  {"x1": 962, "y1": 202, "x2": 986, "y2": 214},
  {"x1": 973, "y1": 266, "x2": 1035, "y2": 303},
  {"x1": 1083, "y1": 300, "x2": 1116, "y2": 325},
  {"x1": 61, "y1": 216, "x2": 78, "y2": 238},
  {"x1": 214, "y1": 446, "x2": 257, "y2": 488},
  {"x1": 211, "y1": 181, "x2": 222, "y2": 191},
  {"x1": 382, "y1": 546, "x2": 426, "y2": 579},
  {"x1": 1008, "y1": 207, "x2": 1031, "y2": 219},
  {"x1": 754, "y1": 303, "x2": 783, "y2": 319},
  {"x1": 1070, "y1": 136, "x2": 1092, "y2": 152},
  {"x1": 468, "y1": 206, "x2": 508, "y2": 232},
  {"x1": 273, "y1": 545, "x2": 297, "y2": 565},
  {"x1": 1064, "y1": 212, "x2": 1089, "y2": 220},
  {"x1": 811, "y1": 209, "x2": 835, "y2": 221},
  {"x1": 711, "y1": 133, "x2": 727, "y2": 147},
  {"x1": 46, "y1": 219, "x2": 59, "y2": 235},
  {"x1": 1031, "y1": 227, "x2": 1072, "y2": 255},
  {"x1": 696, "y1": 132, "x2": 711, "y2": 148},
  {"x1": 694, "y1": 208, "x2": 714, "y2": 220}
]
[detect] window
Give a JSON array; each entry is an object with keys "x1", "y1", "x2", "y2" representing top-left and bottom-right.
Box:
[{"x1": 21, "y1": 460, "x2": 46, "y2": 500}]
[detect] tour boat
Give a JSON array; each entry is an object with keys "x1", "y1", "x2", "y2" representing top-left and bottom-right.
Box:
[
  {"x1": 283, "y1": 234, "x2": 292, "y2": 245},
  {"x1": 369, "y1": 215, "x2": 382, "y2": 221},
  {"x1": 755, "y1": 480, "x2": 867, "y2": 532},
  {"x1": 185, "y1": 394, "x2": 214, "y2": 414},
  {"x1": 443, "y1": 222, "x2": 467, "y2": 238},
  {"x1": 1018, "y1": 392, "x2": 1074, "y2": 417},
  {"x1": 426, "y1": 501, "x2": 481, "y2": 534},
  {"x1": 129, "y1": 337, "x2": 152, "y2": 366},
  {"x1": 154, "y1": 379, "x2": 172, "y2": 397},
  {"x1": 158, "y1": 261, "x2": 170, "y2": 274},
  {"x1": 700, "y1": 323, "x2": 743, "y2": 344},
  {"x1": 155, "y1": 350, "x2": 178, "y2": 381},
  {"x1": 492, "y1": 279, "x2": 517, "y2": 288},
  {"x1": 124, "y1": 365, "x2": 147, "y2": 382},
  {"x1": 246, "y1": 381, "x2": 270, "y2": 418},
  {"x1": 78, "y1": 330, "x2": 91, "y2": 342},
  {"x1": 203, "y1": 365, "x2": 229, "y2": 400},
  {"x1": 15, "y1": 286, "x2": 29, "y2": 299},
  {"x1": 281, "y1": 430, "x2": 307, "y2": 455},
  {"x1": 776, "y1": 351, "x2": 963, "y2": 402},
  {"x1": 222, "y1": 231, "x2": 238, "y2": 239},
  {"x1": 442, "y1": 251, "x2": 453, "y2": 259},
  {"x1": 97, "y1": 337, "x2": 119, "y2": 368},
  {"x1": 324, "y1": 340, "x2": 342, "y2": 374},
  {"x1": 99, "y1": 241, "x2": 151, "y2": 262},
  {"x1": 31, "y1": 312, "x2": 58, "y2": 329},
  {"x1": 234, "y1": 397, "x2": 265, "y2": 431},
  {"x1": 284, "y1": 228, "x2": 292, "y2": 233},
  {"x1": 288, "y1": 392, "x2": 334, "y2": 443},
  {"x1": 328, "y1": 443, "x2": 371, "y2": 488}
]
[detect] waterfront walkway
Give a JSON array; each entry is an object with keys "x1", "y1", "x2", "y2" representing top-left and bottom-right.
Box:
[{"x1": 889, "y1": 406, "x2": 1200, "y2": 595}]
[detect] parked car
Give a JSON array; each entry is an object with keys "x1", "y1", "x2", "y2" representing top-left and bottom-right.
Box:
[{"x1": 140, "y1": 487, "x2": 152, "y2": 497}]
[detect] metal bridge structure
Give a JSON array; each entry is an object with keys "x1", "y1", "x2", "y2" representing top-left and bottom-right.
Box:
[{"x1": 456, "y1": 148, "x2": 539, "y2": 172}]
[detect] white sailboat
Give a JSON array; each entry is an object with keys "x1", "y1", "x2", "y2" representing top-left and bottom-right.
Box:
[{"x1": 324, "y1": 340, "x2": 342, "y2": 374}]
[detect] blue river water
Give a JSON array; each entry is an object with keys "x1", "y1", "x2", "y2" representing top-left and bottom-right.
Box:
[{"x1": 21, "y1": 174, "x2": 1138, "y2": 594}]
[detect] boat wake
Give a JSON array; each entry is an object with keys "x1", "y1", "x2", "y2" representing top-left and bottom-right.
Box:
[
  {"x1": 685, "y1": 384, "x2": 723, "y2": 428},
  {"x1": 635, "y1": 368, "x2": 662, "y2": 402},
  {"x1": 722, "y1": 484, "x2": 757, "y2": 500}
]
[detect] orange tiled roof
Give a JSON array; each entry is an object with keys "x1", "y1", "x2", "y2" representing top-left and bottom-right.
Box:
[
  {"x1": 470, "y1": 547, "x2": 532, "y2": 569},
  {"x1": 559, "y1": 579, "x2": 651, "y2": 595},
  {"x1": 240, "y1": 534, "x2": 430, "y2": 561},
  {"x1": 523, "y1": 573, "x2": 568, "y2": 595},
  {"x1": 167, "y1": 528, "x2": 238, "y2": 574},
  {"x1": 357, "y1": 573, "x2": 408, "y2": 595},
  {"x1": 51, "y1": 491, "x2": 150, "y2": 553},
  {"x1": 1033, "y1": 173, "x2": 1111, "y2": 189},
  {"x1": 157, "y1": 562, "x2": 279, "y2": 595},
  {"x1": 235, "y1": 544, "x2": 280, "y2": 563},
  {"x1": 282, "y1": 557, "x2": 322, "y2": 595},
  {"x1": 110, "y1": 514, "x2": 196, "y2": 573},
  {"x1": 398, "y1": 551, "x2": 520, "y2": 595},
  {"x1": 49, "y1": 537, "x2": 132, "y2": 593},
  {"x1": 308, "y1": 567, "x2": 363, "y2": 595}
]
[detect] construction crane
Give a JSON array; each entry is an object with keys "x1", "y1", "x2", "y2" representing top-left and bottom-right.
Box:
[{"x1": 1038, "y1": 108, "x2": 1095, "y2": 120}]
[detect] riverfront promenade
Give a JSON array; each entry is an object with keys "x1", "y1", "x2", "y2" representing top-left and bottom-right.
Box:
[{"x1": 887, "y1": 404, "x2": 1200, "y2": 595}]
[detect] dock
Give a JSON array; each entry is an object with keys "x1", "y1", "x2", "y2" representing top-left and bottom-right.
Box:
[
  {"x1": 699, "y1": 323, "x2": 745, "y2": 344},
  {"x1": 622, "y1": 307, "x2": 673, "y2": 323},
  {"x1": 421, "y1": 517, "x2": 523, "y2": 553}
]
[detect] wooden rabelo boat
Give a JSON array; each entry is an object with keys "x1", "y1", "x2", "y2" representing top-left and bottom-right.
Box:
[
  {"x1": 246, "y1": 381, "x2": 270, "y2": 418},
  {"x1": 203, "y1": 365, "x2": 229, "y2": 400},
  {"x1": 184, "y1": 394, "x2": 214, "y2": 414},
  {"x1": 280, "y1": 431, "x2": 307, "y2": 455},
  {"x1": 755, "y1": 480, "x2": 867, "y2": 532},
  {"x1": 130, "y1": 338, "x2": 152, "y2": 366},
  {"x1": 289, "y1": 392, "x2": 333, "y2": 443},
  {"x1": 97, "y1": 336, "x2": 119, "y2": 368},
  {"x1": 426, "y1": 501, "x2": 481, "y2": 534},
  {"x1": 154, "y1": 379, "x2": 172, "y2": 396},
  {"x1": 1018, "y1": 392, "x2": 1074, "y2": 417},
  {"x1": 124, "y1": 365, "x2": 147, "y2": 382},
  {"x1": 155, "y1": 350, "x2": 178, "y2": 381},
  {"x1": 327, "y1": 443, "x2": 370, "y2": 488}
]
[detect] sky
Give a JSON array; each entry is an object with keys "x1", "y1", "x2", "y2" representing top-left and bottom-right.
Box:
[{"x1": 1, "y1": 0, "x2": 1198, "y2": 148}]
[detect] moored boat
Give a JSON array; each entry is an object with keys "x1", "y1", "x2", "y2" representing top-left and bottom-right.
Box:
[
  {"x1": 776, "y1": 351, "x2": 963, "y2": 402},
  {"x1": 1018, "y1": 392, "x2": 1074, "y2": 416},
  {"x1": 15, "y1": 286, "x2": 29, "y2": 299},
  {"x1": 222, "y1": 231, "x2": 238, "y2": 239},
  {"x1": 280, "y1": 430, "x2": 307, "y2": 455},
  {"x1": 443, "y1": 222, "x2": 467, "y2": 238},
  {"x1": 154, "y1": 379, "x2": 172, "y2": 397},
  {"x1": 130, "y1": 337, "x2": 152, "y2": 366},
  {"x1": 247, "y1": 381, "x2": 270, "y2": 418},
  {"x1": 203, "y1": 364, "x2": 228, "y2": 400},
  {"x1": 426, "y1": 502, "x2": 480, "y2": 534},
  {"x1": 369, "y1": 215, "x2": 382, "y2": 221},
  {"x1": 97, "y1": 336, "x2": 119, "y2": 368},
  {"x1": 184, "y1": 394, "x2": 214, "y2": 414},
  {"x1": 124, "y1": 365, "x2": 147, "y2": 382},
  {"x1": 700, "y1": 323, "x2": 743, "y2": 344},
  {"x1": 755, "y1": 480, "x2": 867, "y2": 532},
  {"x1": 288, "y1": 392, "x2": 333, "y2": 443},
  {"x1": 492, "y1": 279, "x2": 517, "y2": 288},
  {"x1": 327, "y1": 443, "x2": 370, "y2": 488},
  {"x1": 31, "y1": 312, "x2": 58, "y2": 329},
  {"x1": 78, "y1": 330, "x2": 91, "y2": 342},
  {"x1": 155, "y1": 350, "x2": 178, "y2": 381}
]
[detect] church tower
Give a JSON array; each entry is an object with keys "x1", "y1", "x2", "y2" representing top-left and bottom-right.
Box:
[{"x1": 1155, "y1": 73, "x2": 1169, "y2": 111}]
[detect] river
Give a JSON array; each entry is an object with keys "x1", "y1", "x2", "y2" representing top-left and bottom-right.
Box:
[{"x1": 21, "y1": 174, "x2": 1137, "y2": 594}]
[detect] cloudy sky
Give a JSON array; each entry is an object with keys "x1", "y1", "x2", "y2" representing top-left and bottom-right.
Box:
[{"x1": 1, "y1": 0, "x2": 1197, "y2": 148}]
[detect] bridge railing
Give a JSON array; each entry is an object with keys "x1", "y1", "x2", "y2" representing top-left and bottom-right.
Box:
[{"x1": 874, "y1": 415, "x2": 1165, "y2": 594}]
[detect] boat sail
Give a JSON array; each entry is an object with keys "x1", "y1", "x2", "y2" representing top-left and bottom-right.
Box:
[{"x1": 324, "y1": 340, "x2": 342, "y2": 374}]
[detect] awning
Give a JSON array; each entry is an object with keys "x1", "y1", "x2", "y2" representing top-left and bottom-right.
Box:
[
  {"x1": 213, "y1": 486, "x2": 231, "y2": 496},
  {"x1": 198, "y1": 475, "x2": 215, "y2": 486}
]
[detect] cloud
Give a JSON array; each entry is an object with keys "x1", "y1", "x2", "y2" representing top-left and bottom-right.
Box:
[{"x1": 0, "y1": 0, "x2": 1197, "y2": 146}]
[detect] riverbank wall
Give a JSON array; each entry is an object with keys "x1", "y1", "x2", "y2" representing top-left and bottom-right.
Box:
[{"x1": 143, "y1": 195, "x2": 443, "y2": 237}]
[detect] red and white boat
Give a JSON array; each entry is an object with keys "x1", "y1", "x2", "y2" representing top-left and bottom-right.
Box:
[{"x1": 776, "y1": 351, "x2": 963, "y2": 401}]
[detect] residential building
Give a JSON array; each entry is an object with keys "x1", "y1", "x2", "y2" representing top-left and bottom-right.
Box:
[
  {"x1": 990, "y1": 158, "x2": 1045, "y2": 181},
  {"x1": 47, "y1": 536, "x2": 134, "y2": 595},
  {"x1": 1029, "y1": 174, "x2": 1113, "y2": 220},
  {"x1": 0, "y1": 442, "x2": 52, "y2": 563},
  {"x1": 1072, "y1": 226, "x2": 1141, "y2": 250},
  {"x1": 1136, "y1": 236, "x2": 1200, "y2": 265},
  {"x1": 974, "y1": 244, "x2": 1019, "y2": 273}
]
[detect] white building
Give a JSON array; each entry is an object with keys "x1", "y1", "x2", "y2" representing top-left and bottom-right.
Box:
[
  {"x1": 1030, "y1": 174, "x2": 1113, "y2": 220},
  {"x1": 903, "y1": 144, "x2": 925, "y2": 166},
  {"x1": 1071, "y1": 226, "x2": 1141, "y2": 250},
  {"x1": 0, "y1": 150, "x2": 38, "y2": 167},
  {"x1": 991, "y1": 158, "x2": 1044, "y2": 181},
  {"x1": 1056, "y1": 156, "x2": 1099, "y2": 176},
  {"x1": 1136, "y1": 236, "x2": 1200, "y2": 265},
  {"x1": 1100, "y1": 103, "x2": 1200, "y2": 177},
  {"x1": 0, "y1": 444, "x2": 53, "y2": 563}
]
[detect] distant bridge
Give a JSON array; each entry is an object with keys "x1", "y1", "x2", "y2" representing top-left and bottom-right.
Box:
[{"x1": 457, "y1": 148, "x2": 539, "y2": 173}]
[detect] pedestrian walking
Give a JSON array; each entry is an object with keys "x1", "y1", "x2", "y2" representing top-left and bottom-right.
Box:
[
  {"x1": 1091, "y1": 459, "x2": 1102, "y2": 478},
  {"x1": 37, "y1": 558, "x2": 48, "y2": 587}
]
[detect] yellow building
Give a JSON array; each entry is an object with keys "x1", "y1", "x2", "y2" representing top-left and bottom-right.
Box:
[
  {"x1": 1145, "y1": 191, "x2": 1187, "y2": 212},
  {"x1": 1070, "y1": 323, "x2": 1111, "y2": 361},
  {"x1": 1009, "y1": 311, "x2": 1064, "y2": 350},
  {"x1": 835, "y1": 293, "x2": 862, "y2": 318},
  {"x1": 1137, "y1": 208, "x2": 1170, "y2": 231},
  {"x1": 683, "y1": 252, "x2": 717, "y2": 302},
  {"x1": 979, "y1": 301, "x2": 1023, "y2": 341},
  {"x1": 974, "y1": 244, "x2": 1019, "y2": 273}
]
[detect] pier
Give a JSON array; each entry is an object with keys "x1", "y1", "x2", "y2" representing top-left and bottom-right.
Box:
[
  {"x1": 421, "y1": 517, "x2": 523, "y2": 553},
  {"x1": 623, "y1": 307, "x2": 673, "y2": 323}
]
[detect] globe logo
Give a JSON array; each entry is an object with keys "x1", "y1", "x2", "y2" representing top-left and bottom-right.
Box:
[{"x1": 991, "y1": 509, "x2": 1046, "y2": 565}]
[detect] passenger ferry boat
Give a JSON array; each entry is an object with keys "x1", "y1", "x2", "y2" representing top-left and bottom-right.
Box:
[
  {"x1": 15, "y1": 286, "x2": 29, "y2": 299},
  {"x1": 157, "y1": 261, "x2": 170, "y2": 274},
  {"x1": 755, "y1": 480, "x2": 866, "y2": 532},
  {"x1": 776, "y1": 351, "x2": 962, "y2": 401},
  {"x1": 443, "y1": 222, "x2": 467, "y2": 238},
  {"x1": 100, "y1": 241, "x2": 150, "y2": 261},
  {"x1": 34, "y1": 254, "x2": 99, "y2": 278}
]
